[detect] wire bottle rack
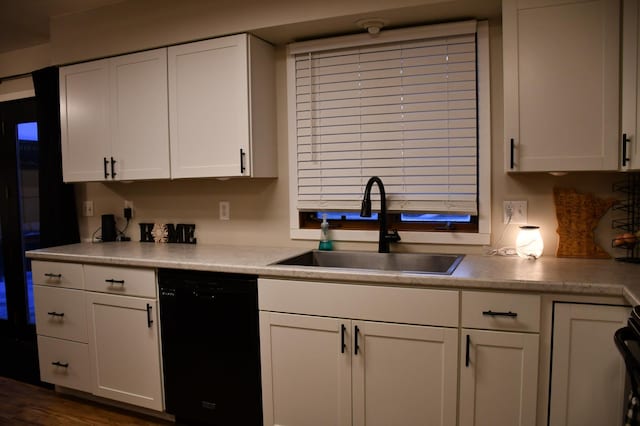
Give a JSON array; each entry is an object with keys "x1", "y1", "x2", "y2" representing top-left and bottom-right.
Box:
[{"x1": 612, "y1": 172, "x2": 640, "y2": 263}]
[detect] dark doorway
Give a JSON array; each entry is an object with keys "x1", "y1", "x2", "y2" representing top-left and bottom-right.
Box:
[{"x1": 0, "y1": 97, "x2": 41, "y2": 384}]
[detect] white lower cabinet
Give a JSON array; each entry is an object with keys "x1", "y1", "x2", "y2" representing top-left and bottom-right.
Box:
[
  {"x1": 459, "y1": 329, "x2": 539, "y2": 426},
  {"x1": 32, "y1": 260, "x2": 163, "y2": 412},
  {"x1": 258, "y1": 278, "x2": 459, "y2": 426},
  {"x1": 459, "y1": 291, "x2": 540, "y2": 426},
  {"x1": 352, "y1": 320, "x2": 458, "y2": 426},
  {"x1": 85, "y1": 270, "x2": 163, "y2": 412},
  {"x1": 260, "y1": 312, "x2": 458, "y2": 426},
  {"x1": 259, "y1": 312, "x2": 351, "y2": 426},
  {"x1": 37, "y1": 335, "x2": 91, "y2": 392},
  {"x1": 548, "y1": 303, "x2": 629, "y2": 426},
  {"x1": 86, "y1": 292, "x2": 162, "y2": 411},
  {"x1": 33, "y1": 261, "x2": 90, "y2": 392}
]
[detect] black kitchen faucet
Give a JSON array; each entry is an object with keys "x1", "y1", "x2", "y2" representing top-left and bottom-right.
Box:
[{"x1": 360, "y1": 176, "x2": 401, "y2": 253}]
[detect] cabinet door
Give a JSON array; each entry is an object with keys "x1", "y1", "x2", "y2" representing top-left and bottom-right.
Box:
[
  {"x1": 459, "y1": 329, "x2": 539, "y2": 426},
  {"x1": 59, "y1": 60, "x2": 111, "y2": 182},
  {"x1": 168, "y1": 34, "x2": 250, "y2": 178},
  {"x1": 259, "y1": 312, "x2": 352, "y2": 426},
  {"x1": 110, "y1": 48, "x2": 170, "y2": 180},
  {"x1": 86, "y1": 292, "x2": 163, "y2": 411},
  {"x1": 352, "y1": 321, "x2": 458, "y2": 426},
  {"x1": 622, "y1": 0, "x2": 640, "y2": 170},
  {"x1": 549, "y1": 303, "x2": 628, "y2": 426},
  {"x1": 503, "y1": 0, "x2": 620, "y2": 172}
]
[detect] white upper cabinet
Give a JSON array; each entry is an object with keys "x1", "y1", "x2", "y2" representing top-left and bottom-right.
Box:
[
  {"x1": 503, "y1": 0, "x2": 620, "y2": 172},
  {"x1": 60, "y1": 59, "x2": 111, "y2": 182},
  {"x1": 60, "y1": 48, "x2": 170, "y2": 182},
  {"x1": 168, "y1": 34, "x2": 276, "y2": 178},
  {"x1": 109, "y1": 50, "x2": 170, "y2": 180},
  {"x1": 622, "y1": 0, "x2": 640, "y2": 170}
]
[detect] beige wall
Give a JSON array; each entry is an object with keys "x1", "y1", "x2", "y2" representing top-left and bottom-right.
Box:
[
  {"x1": 0, "y1": 2, "x2": 624, "y2": 257},
  {"x1": 0, "y1": 43, "x2": 51, "y2": 78},
  {"x1": 48, "y1": 0, "x2": 457, "y2": 64}
]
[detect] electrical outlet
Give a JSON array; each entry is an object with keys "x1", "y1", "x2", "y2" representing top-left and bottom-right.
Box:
[
  {"x1": 82, "y1": 201, "x2": 94, "y2": 217},
  {"x1": 219, "y1": 201, "x2": 230, "y2": 221},
  {"x1": 503, "y1": 200, "x2": 527, "y2": 225}
]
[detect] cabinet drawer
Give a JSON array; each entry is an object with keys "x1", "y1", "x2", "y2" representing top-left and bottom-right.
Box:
[
  {"x1": 461, "y1": 291, "x2": 540, "y2": 332},
  {"x1": 84, "y1": 265, "x2": 156, "y2": 298},
  {"x1": 259, "y1": 278, "x2": 459, "y2": 327},
  {"x1": 32, "y1": 261, "x2": 84, "y2": 289},
  {"x1": 37, "y1": 335, "x2": 91, "y2": 393},
  {"x1": 34, "y1": 286, "x2": 87, "y2": 342}
]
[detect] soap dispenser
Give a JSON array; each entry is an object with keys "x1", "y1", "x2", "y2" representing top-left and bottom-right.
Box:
[{"x1": 318, "y1": 213, "x2": 333, "y2": 251}]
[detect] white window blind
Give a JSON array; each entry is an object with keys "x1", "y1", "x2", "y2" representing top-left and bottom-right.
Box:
[{"x1": 293, "y1": 32, "x2": 478, "y2": 215}]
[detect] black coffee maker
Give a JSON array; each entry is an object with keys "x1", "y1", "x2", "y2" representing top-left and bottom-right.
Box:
[{"x1": 101, "y1": 214, "x2": 117, "y2": 242}]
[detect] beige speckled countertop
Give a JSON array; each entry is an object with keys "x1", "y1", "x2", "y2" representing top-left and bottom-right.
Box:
[{"x1": 26, "y1": 242, "x2": 640, "y2": 305}]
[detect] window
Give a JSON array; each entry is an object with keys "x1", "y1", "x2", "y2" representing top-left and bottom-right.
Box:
[{"x1": 287, "y1": 21, "x2": 491, "y2": 245}]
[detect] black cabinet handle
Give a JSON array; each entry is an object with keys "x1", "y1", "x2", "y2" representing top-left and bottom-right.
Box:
[
  {"x1": 51, "y1": 361, "x2": 69, "y2": 368},
  {"x1": 354, "y1": 325, "x2": 360, "y2": 355},
  {"x1": 340, "y1": 324, "x2": 346, "y2": 354},
  {"x1": 110, "y1": 157, "x2": 117, "y2": 179},
  {"x1": 44, "y1": 273, "x2": 62, "y2": 278},
  {"x1": 105, "y1": 279, "x2": 125, "y2": 285},
  {"x1": 240, "y1": 148, "x2": 246, "y2": 174},
  {"x1": 465, "y1": 334, "x2": 470, "y2": 367},
  {"x1": 510, "y1": 138, "x2": 515, "y2": 170},
  {"x1": 104, "y1": 157, "x2": 109, "y2": 178},
  {"x1": 482, "y1": 310, "x2": 518, "y2": 317},
  {"x1": 146, "y1": 304, "x2": 153, "y2": 328},
  {"x1": 623, "y1": 133, "x2": 631, "y2": 167},
  {"x1": 47, "y1": 311, "x2": 64, "y2": 317}
]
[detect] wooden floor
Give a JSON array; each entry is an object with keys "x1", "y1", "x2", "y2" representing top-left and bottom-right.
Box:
[{"x1": 0, "y1": 376, "x2": 173, "y2": 425}]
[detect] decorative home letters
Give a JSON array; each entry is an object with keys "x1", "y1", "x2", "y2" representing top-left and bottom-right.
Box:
[{"x1": 140, "y1": 223, "x2": 197, "y2": 244}]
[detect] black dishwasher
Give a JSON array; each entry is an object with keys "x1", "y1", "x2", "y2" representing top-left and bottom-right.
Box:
[{"x1": 158, "y1": 269, "x2": 262, "y2": 425}]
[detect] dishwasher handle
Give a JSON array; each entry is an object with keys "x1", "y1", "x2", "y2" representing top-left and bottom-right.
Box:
[{"x1": 615, "y1": 326, "x2": 640, "y2": 391}]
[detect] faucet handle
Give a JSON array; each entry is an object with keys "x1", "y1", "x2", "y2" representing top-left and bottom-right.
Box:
[{"x1": 386, "y1": 229, "x2": 401, "y2": 243}]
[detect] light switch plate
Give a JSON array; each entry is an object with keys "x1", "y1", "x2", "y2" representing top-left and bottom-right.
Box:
[{"x1": 83, "y1": 201, "x2": 94, "y2": 217}]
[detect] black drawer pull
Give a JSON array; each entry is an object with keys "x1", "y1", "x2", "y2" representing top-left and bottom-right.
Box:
[
  {"x1": 44, "y1": 273, "x2": 62, "y2": 278},
  {"x1": 110, "y1": 157, "x2": 117, "y2": 179},
  {"x1": 354, "y1": 325, "x2": 360, "y2": 355},
  {"x1": 146, "y1": 304, "x2": 153, "y2": 328},
  {"x1": 482, "y1": 310, "x2": 518, "y2": 317},
  {"x1": 47, "y1": 311, "x2": 65, "y2": 317},
  {"x1": 622, "y1": 133, "x2": 631, "y2": 167},
  {"x1": 510, "y1": 138, "x2": 515, "y2": 170},
  {"x1": 340, "y1": 324, "x2": 346, "y2": 354},
  {"x1": 51, "y1": 361, "x2": 69, "y2": 368},
  {"x1": 105, "y1": 279, "x2": 125, "y2": 285},
  {"x1": 465, "y1": 334, "x2": 470, "y2": 367}
]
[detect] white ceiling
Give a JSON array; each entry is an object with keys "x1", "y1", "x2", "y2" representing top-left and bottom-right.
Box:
[{"x1": 0, "y1": 0, "x2": 124, "y2": 53}]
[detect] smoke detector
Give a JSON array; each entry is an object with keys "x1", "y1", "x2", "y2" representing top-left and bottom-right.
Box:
[{"x1": 356, "y1": 18, "x2": 386, "y2": 35}]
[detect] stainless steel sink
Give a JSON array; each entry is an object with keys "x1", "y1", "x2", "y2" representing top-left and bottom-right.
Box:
[{"x1": 273, "y1": 250, "x2": 464, "y2": 275}]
